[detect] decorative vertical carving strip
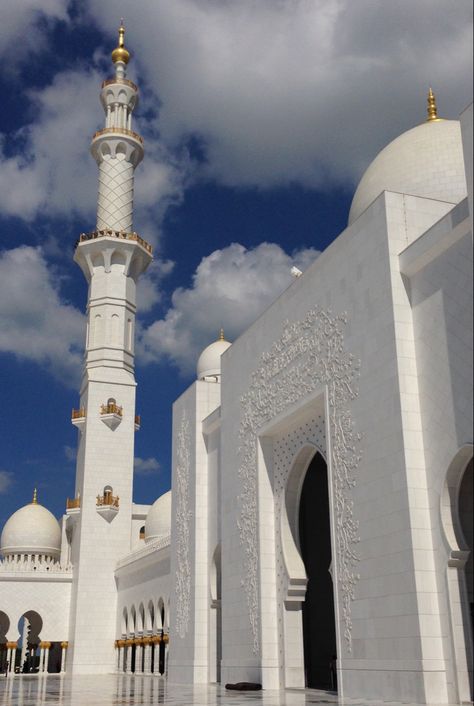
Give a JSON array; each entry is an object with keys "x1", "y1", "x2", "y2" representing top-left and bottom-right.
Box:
[
  {"x1": 238, "y1": 307, "x2": 361, "y2": 655},
  {"x1": 175, "y1": 411, "x2": 191, "y2": 639}
]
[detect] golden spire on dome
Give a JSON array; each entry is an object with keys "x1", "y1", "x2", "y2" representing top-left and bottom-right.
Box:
[
  {"x1": 111, "y1": 19, "x2": 130, "y2": 65},
  {"x1": 427, "y1": 87, "x2": 442, "y2": 122},
  {"x1": 32, "y1": 488, "x2": 38, "y2": 505},
  {"x1": 219, "y1": 328, "x2": 225, "y2": 341}
]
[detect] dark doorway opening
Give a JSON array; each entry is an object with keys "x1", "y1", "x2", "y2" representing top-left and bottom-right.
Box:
[{"x1": 299, "y1": 452, "x2": 337, "y2": 690}]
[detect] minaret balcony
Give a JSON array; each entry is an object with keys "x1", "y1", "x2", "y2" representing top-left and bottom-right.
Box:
[
  {"x1": 134, "y1": 415, "x2": 141, "y2": 431},
  {"x1": 66, "y1": 496, "x2": 81, "y2": 515},
  {"x1": 100, "y1": 401, "x2": 122, "y2": 431},
  {"x1": 92, "y1": 126, "x2": 143, "y2": 145},
  {"x1": 76, "y1": 229, "x2": 152, "y2": 255},
  {"x1": 96, "y1": 489, "x2": 119, "y2": 522},
  {"x1": 74, "y1": 230, "x2": 153, "y2": 282},
  {"x1": 90, "y1": 127, "x2": 144, "y2": 167},
  {"x1": 102, "y1": 77, "x2": 138, "y2": 91},
  {"x1": 71, "y1": 408, "x2": 86, "y2": 429}
]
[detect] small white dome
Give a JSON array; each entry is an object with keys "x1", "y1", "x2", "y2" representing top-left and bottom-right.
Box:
[
  {"x1": 349, "y1": 119, "x2": 467, "y2": 225},
  {"x1": 145, "y1": 490, "x2": 172, "y2": 544},
  {"x1": 1, "y1": 499, "x2": 61, "y2": 558},
  {"x1": 197, "y1": 336, "x2": 232, "y2": 380}
]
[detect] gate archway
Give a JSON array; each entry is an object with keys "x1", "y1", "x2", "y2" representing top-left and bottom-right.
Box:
[{"x1": 280, "y1": 444, "x2": 337, "y2": 690}]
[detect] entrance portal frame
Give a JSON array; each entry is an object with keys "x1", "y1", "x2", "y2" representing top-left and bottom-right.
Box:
[
  {"x1": 440, "y1": 443, "x2": 473, "y2": 703},
  {"x1": 255, "y1": 389, "x2": 343, "y2": 693}
]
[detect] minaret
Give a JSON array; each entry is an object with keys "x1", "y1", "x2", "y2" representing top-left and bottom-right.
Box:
[{"x1": 67, "y1": 23, "x2": 152, "y2": 674}]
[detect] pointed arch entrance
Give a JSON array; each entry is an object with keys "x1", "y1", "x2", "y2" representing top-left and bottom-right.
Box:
[
  {"x1": 281, "y1": 444, "x2": 338, "y2": 691},
  {"x1": 299, "y1": 452, "x2": 337, "y2": 689},
  {"x1": 441, "y1": 445, "x2": 473, "y2": 702}
]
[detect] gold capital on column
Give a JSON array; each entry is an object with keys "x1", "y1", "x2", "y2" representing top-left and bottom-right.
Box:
[{"x1": 60, "y1": 641, "x2": 69, "y2": 649}]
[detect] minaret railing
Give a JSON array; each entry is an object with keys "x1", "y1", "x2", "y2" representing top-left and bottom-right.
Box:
[
  {"x1": 75, "y1": 230, "x2": 152, "y2": 254},
  {"x1": 92, "y1": 127, "x2": 143, "y2": 144}
]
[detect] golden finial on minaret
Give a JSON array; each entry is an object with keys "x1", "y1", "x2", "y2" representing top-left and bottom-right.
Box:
[
  {"x1": 427, "y1": 87, "x2": 442, "y2": 122},
  {"x1": 32, "y1": 488, "x2": 38, "y2": 505},
  {"x1": 219, "y1": 328, "x2": 225, "y2": 341},
  {"x1": 111, "y1": 19, "x2": 130, "y2": 65}
]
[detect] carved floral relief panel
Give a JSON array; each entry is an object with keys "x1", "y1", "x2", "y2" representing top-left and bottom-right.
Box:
[{"x1": 238, "y1": 307, "x2": 361, "y2": 655}]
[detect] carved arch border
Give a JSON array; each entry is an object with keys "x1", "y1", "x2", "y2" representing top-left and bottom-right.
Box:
[
  {"x1": 238, "y1": 307, "x2": 362, "y2": 655},
  {"x1": 440, "y1": 444, "x2": 473, "y2": 703}
]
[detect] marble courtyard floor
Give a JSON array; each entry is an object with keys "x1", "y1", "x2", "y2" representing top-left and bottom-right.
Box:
[{"x1": 0, "y1": 674, "x2": 458, "y2": 706}]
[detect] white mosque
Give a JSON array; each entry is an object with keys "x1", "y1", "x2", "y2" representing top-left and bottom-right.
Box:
[{"x1": 0, "y1": 25, "x2": 472, "y2": 706}]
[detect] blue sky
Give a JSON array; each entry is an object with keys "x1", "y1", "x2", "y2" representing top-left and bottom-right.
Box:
[{"x1": 0, "y1": 0, "x2": 472, "y2": 530}]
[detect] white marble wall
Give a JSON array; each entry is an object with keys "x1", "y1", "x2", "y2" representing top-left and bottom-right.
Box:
[
  {"x1": 402, "y1": 196, "x2": 473, "y2": 702},
  {"x1": 215, "y1": 182, "x2": 471, "y2": 703},
  {"x1": 168, "y1": 380, "x2": 221, "y2": 684},
  {"x1": 1, "y1": 578, "x2": 71, "y2": 643},
  {"x1": 116, "y1": 547, "x2": 171, "y2": 639}
]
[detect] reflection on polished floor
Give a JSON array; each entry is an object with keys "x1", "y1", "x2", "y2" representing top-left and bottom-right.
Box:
[{"x1": 0, "y1": 675, "x2": 455, "y2": 706}]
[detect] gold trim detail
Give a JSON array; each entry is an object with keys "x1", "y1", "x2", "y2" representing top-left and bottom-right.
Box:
[
  {"x1": 76, "y1": 230, "x2": 152, "y2": 255},
  {"x1": 92, "y1": 127, "x2": 143, "y2": 145},
  {"x1": 427, "y1": 87, "x2": 443, "y2": 122},
  {"x1": 100, "y1": 402, "x2": 123, "y2": 417},
  {"x1": 102, "y1": 77, "x2": 137, "y2": 92},
  {"x1": 112, "y1": 20, "x2": 130, "y2": 65},
  {"x1": 97, "y1": 492, "x2": 119, "y2": 508},
  {"x1": 66, "y1": 496, "x2": 81, "y2": 510}
]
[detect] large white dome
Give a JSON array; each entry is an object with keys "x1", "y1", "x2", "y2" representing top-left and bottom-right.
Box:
[
  {"x1": 1, "y1": 499, "x2": 61, "y2": 558},
  {"x1": 197, "y1": 336, "x2": 232, "y2": 380},
  {"x1": 348, "y1": 119, "x2": 467, "y2": 225},
  {"x1": 145, "y1": 490, "x2": 172, "y2": 544}
]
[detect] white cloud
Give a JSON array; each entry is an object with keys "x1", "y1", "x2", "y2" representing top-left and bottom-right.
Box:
[
  {"x1": 0, "y1": 65, "x2": 186, "y2": 231},
  {"x1": 0, "y1": 246, "x2": 85, "y2": 385},
  {"x1": 137, "y1": 258, "x2": 175, "y2": 313},
  {"x1": 0, "y1": 2, "x2": 470, "y2": 230},
  {"x1": 134, "y1": 457, "x2": 161, "y2": 475},
  {"x1": 0, "y1": 471, "x2": 13, "y2": 494},
  {"x1": 139, "y1": 242, "x2": 319, "y2": 374},
  {"x1": 0, "y1": 1, "x2": 67, "y2": 68},
  {"x1": 64, "y1": 446, "x2": 76, "y2": 463},
  {"x1": 87, "y1": 0, "x2": 473, "y2": 189}
]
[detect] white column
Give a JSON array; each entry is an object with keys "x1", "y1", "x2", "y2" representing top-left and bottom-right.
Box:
[
  {"x1": 116, "y1": 643, "x2": 122, "y2": 672},
  {"x1": 60, "y1": 642, "x2": 68, "y2": 673},
  {"x1": 164, "y1": 637, "x2": 169, "y2": 675},
  {"x1": 125, "y1": 644, "x2": 132, "y2": 674},
  {"x1": 135, "y1": 642, "x2": 143, "y2": 674},
  {"x1": 6, "y1": 644, "x2": 16, "y2": 677},
  {"x1": 143, "y1": 641, "x2": 151, "y2": 675},
  {"x1": 44, "y1": 643, "x2": 50, "y2": 673},
  {"x1": 38, "y1": 645, "x2": 45, "y2": 674},
  {"x1": 152, "y1": 640, "x2": 158, "y2": 674}
]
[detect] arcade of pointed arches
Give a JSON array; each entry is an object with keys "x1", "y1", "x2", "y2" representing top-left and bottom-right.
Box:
[
  {"x1": 0, "y1": 609, "x2": 68, "y2": 676},
  {"x1": 117, "y1": 596, "x2": 170, "y2": 675}
]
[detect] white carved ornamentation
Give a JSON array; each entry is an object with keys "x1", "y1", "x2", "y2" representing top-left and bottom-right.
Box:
[
  {"x1": 97, "y1": 157, "x2": 134, "y2": 232},
  {"x1": 174, "y1": 411, "x2": 192, "y2": 639},
  {"x1": 238, "y1": 307, "x2": 361, "y2": 654},
  {"x1": 273, "y1": 418, "x2": 326, "y2": 660}
]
